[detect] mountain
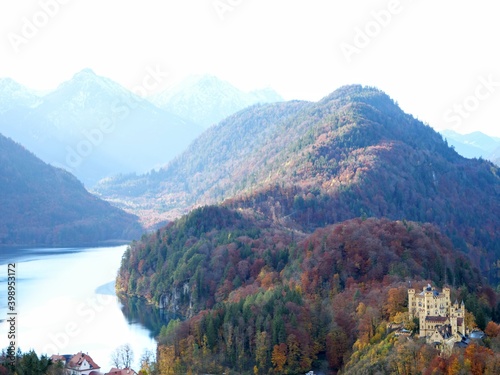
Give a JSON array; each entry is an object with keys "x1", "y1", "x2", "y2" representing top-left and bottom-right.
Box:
[
  {"x1": 149, "y1": 75, "x2": 283, "y2": 128},
  {"x1": 96, "y1": 85, "x2": 500, "y2": 266},
  {"x1": 441, "y1": 129, "x2": 500, "y2": 164},
  {"x1": 0, "y1": 133, "x2": 142, "y2": 246},
  {"x1": 0, "y1": 78, "x2": 41, "y2": 113},
  {"x1": 115, "y1": 85, "x2": 500, "y2": 374},
  {"x1": 94, "y1": 99, "x2": 309, "y2": 226},
  {"x1": 0, "y1": 70, "x2": 203, "y2": 186}
]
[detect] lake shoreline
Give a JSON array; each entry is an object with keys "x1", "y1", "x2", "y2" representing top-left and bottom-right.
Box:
[
  {"x1": 0, "y1": 245, "x2": 156, "y2": 370},
  {"x1": 0, "y1": 239, "x2": 133, "y2": 250}
]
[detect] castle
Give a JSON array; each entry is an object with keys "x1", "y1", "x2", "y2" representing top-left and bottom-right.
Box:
[{"x1": 408, "y1": 284, "x2": 467, "y2": 345}]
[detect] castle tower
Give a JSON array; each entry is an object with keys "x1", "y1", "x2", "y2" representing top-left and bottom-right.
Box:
[
  {"x1": 423, "y1": 285, "x2": 434, "y2": 315},
  {"x1": 451, "y1": 315, "x2": 457, "y2": 335},
  {"x1": 443, "y1": 288, "x2": 451, "y2": 307},
  {"x1": 408, "y1": 288, "x2": 416, "y2": 318}
]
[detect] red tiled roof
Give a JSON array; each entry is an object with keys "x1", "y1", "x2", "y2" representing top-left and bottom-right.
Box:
[{"x1": 67, "y1": 352, "x2": 100, "y2": 370}]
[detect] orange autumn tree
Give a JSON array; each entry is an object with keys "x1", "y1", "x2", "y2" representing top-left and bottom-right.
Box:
[
  {"x1": 485, "y1": 321, "x2": 500, "y2": 338},
  {"x1": 464, "y1": 343, "x2": 494, "y2": 375},
  {"x1": 271, "y1": 343, "x2": 287, "y2": 373}
]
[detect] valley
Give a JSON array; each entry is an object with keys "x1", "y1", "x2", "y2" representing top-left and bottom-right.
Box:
[
  {"x1": 2, "y1": 2, "x2": 500, "y2": 374},
  {"x1": 1, "y1": 82, "x2": 500, "y2": 374}
]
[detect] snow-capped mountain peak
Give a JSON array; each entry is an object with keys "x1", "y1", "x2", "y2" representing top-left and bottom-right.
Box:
[{"x1": 149, "y1": 74, "x2": 283, "y2": 128}]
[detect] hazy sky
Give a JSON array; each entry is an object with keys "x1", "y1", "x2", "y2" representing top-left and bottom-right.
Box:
[{"x1": 1, "y1": 0, "x2": 499, "y2": 136}]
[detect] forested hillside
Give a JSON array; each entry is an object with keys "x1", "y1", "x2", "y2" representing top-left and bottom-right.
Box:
[
  {"x1": 0, "y1": 133, "x2": 142, "y2": 245},
  {"x1": 118, "y1": 206, "x2": 500, "y2": 374},
  {"x1": 99, "y1": 85, "x2": 500, "y2": 270}
]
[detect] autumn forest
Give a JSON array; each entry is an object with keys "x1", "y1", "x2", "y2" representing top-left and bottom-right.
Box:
[{"x1": 113, "y1": 86, "x2": 500, "y2": 374}]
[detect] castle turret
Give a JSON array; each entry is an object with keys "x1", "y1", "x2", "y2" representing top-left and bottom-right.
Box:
[
  {"x1": 408, "y1": 289, "x2": 416, "y2": 318},
  {"x1": 443, "y1": 288, "x2": 450, "y2": 302}
]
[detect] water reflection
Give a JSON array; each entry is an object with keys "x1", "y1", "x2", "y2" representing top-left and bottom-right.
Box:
[{"x1": 119, "y1": 296, "x2": 180, "y2": 338}]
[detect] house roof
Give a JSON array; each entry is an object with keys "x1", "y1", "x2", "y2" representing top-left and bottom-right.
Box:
[
  {"x1": 67, "y1": 352, "x2": 100, "y2": 370},
  {"x1": 105, "y1": 368, "x2": 137, "y2": 375}
]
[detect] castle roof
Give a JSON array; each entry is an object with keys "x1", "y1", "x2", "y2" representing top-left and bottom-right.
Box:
[{"x1": 425, "y1": 316, "x2": 449, "y2": 323}]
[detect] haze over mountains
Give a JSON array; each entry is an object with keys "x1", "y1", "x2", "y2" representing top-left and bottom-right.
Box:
[
  {"x1": 0, "y1": 69, "x2": 201, "y2": 186},
  {"x1": 150, "y1": 75, "x2": 283, "y2": 128},
  {"x1": 441, "y1": 129, "x2": 500, "y2": 165},
  {"x1": 0, "y1": 78, "x2": 42, "y2": 112},
  {"x1": 0, "y1": 71, "x2": 282, "y2": 187}
]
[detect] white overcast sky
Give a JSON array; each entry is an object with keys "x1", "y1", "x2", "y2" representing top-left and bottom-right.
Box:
[{"x1": 1, "y1": 0, "x2": 499, "y2": 136}]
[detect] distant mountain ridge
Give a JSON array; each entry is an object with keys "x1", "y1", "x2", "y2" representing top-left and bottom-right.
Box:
[
  {"x1": 0, "y1": 70, "x2": 203, "y2": 186},
  {"x1": 0, "y1": 78, "x2": 41, "y2": 112},
  {"x1": 0, "y1": 133, "x2": 142, "y2": 246},
  {"x1": 440, "y1": 129, "x2": 500, "y2": 165},
  {"x1": 149, "y1": 75, "x2": 283, "y2": 128}
]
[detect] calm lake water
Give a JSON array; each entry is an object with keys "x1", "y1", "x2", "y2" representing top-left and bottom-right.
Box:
[{"x1": 0, "y1": 245, "x2": 158, "y2": 371}]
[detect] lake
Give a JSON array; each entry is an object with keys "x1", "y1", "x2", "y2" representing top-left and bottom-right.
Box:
[{"x1": 0, "y1": 245, "x2": 158, "y2": 371}]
